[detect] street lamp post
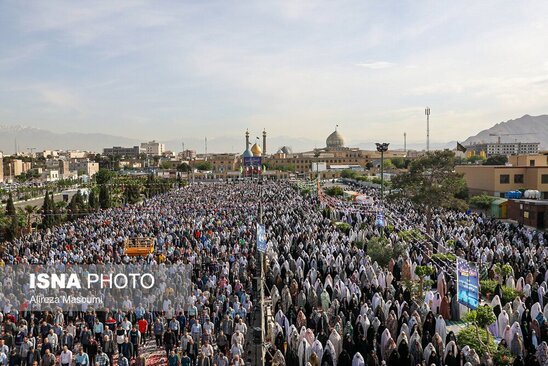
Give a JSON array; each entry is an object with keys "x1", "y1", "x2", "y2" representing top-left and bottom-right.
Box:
[
  {"x1": 252, "y1": 172, "x2": 265, "y2": 365},
  {"x1": 375, "y1": 143, "x2": 390, "y2": 203}
]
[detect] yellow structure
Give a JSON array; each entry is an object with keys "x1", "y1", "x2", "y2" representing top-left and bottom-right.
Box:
[
  {"x1": 251, "y1": 143, "x2": 262, "y2": 157},
  {"x1": 124, "y1": 237, "x2": 155, "y2": 256}
]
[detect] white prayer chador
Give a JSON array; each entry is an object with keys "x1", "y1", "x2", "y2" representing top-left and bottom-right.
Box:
[
  {"x1": 298, "y1": 338, "x2": 312, "y2": 366},
  {"x1": 498, "y1": 310, "x2": 510, "y2": 339},
  {"x1": 423, "y1": 343, "x2": 435, "y2": 363},
  {"x1": 311, "y1": 340, "x2": 324, "y2": 361},
  {"x1": 380, "y1": 328, "x2": 392, "y2": 360},
  {"x1": 491, "y1": 295, "x2": 502, "y2": 310},
  {"x1": 329, "y1": 329, "x2": 342, "y2": 358},
  {"x1": 435, "y1": 315, "x2": 447, "y2": 343},
  {"x1": 531, "y1": 302, "x2": 542, "y2": 323},
  {"x1": 445, "y1": 340, "x2": 458, "y2": 361},
  {"x1": 352, "y1": 352, "x2": 365, "y2": 366}
]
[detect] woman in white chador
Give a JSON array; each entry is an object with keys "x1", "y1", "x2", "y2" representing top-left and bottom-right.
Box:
[
  {"x1": 380, "y1": 328, "x2": 392, "y2": 361},
  {"x1": 435, "y1": 315, "x2": 447, "y2": 344},
  {"x1": 351, "y1": 352, "x2": 365, "y2": 366},
  {"x1": 490, "y1": 294, "x2": 502, "y2": 310},
  {"x1": 423, "y1": 343, "x2": 436, "y2": 364},
  {"x1": 531, "y1": 302, "x2": 542, "y2": 323},
  {"x1": 515, "y1": 277, "x2": 525, "y2": 292},
  {"x1": 310, "y1": 339, "x2": 323, "y2": 361},
  {"x1": 497, "y1": 310, "x2": 509, "y2": 339}
]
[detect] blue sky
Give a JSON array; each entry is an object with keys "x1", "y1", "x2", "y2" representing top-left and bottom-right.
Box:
[{"x1": 1, "y1": 0, "x2": 547, "y2": 145}]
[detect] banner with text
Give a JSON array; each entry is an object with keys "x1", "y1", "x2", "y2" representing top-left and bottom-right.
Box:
[
  {"x1": 256, "y1": 223, "x2": 267, "y2": 253},
  {"x1": 457, "y1": 258, "x2": 480, "y2": 309}
]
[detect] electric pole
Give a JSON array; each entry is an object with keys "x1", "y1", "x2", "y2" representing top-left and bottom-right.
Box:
[{"x1": 425, "y1": 107, "x2": 431, "y2": 152}]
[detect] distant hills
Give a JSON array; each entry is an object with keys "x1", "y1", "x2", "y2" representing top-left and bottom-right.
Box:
[
  {"x1": 0, "y1": 125, "x2": 323, "y2": 155},
  {"x1": 0, "y1": 125, "x2": 142, "y2": 155},
  {"x1": 0, "y1": 114, "x2": 546, "y2": 155},
  {"x1": 461, "y1": 114, "x2": 548, "y2": 149}
]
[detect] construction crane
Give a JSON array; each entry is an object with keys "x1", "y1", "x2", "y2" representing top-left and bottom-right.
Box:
[{"x1": 488, "y1": 132, "x2": 533, "y2": 144}]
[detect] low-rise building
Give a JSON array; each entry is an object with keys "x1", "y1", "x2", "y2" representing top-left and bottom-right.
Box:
[
  {"x1": 67, "y1": 150, "x2": 89, "y2": 159},
  {"x1": 456, "y1": 155, "x2": 548, "y2": 198},
  {"x1": 141, "y1": 140, "x2": 165, "y2": 156},
  {"x1": 2, "y1": 159, "x2": 31, "y2": 179},
  {"x1": 70, "y1": 160, "x2": 100, "y2": 177},
  {"x1": 41, "y1": 169, "x2": 60, "y2": 182},
  {"x1": 103, "y1": 146, "x2": 142, "y2": 158},
  {"x1": 466, "y1": 142, "x2": 540, "y2": 157}
]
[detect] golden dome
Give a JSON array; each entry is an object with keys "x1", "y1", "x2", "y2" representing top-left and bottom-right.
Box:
[
  {"x1": 251, "y1": 143, "x2": 262, "y2": 156},
  {"x1": 326, "y1": 129, "x2": 345, "y2": 149}
]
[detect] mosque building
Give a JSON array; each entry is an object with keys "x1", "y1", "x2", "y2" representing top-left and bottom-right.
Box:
[
  {"x1": 263, "y1": 127, "x2": 404, "y2": 176},
  {"x1": 180, "y1": 126, "x2": 404, "y2": 180}
]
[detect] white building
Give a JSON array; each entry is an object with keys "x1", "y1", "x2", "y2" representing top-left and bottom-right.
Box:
[
  {"x1": 42, "y1": 169, "x2": 60, "y2": 182},
  {"x1": 67, "y1": 150, "x2": 89, "y2": 159},
  {"x1": 141, "y1": 140, "x2": 165, "y2": 156},
  {"x1": 69, "y1": 160, "x2": 100, "y2": 177},
  {"x1": 469, "y1": 142, "x2": 540, "y2": 156}
]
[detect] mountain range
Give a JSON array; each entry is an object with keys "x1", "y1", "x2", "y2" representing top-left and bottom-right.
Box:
[
  {"x1": 0, "y1": 114, "x2": 546, "y2": 155},
  {"x1": 461, "y1": 114, "x2": 548, "y2": 148}
]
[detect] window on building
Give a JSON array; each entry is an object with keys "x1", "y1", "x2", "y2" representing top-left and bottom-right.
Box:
[
  {"x1": 499, "y1": 174, "x2": 510, "y2": 184},
  {"x1": 530, "y1": 160, "x2": 535, "y2": 167},
  {"x1": 514, "y1": 174, "x2": 524, "y2": 183},
  {"x1": 542, "y1": 174, "x2": 548, "y2": 184}
]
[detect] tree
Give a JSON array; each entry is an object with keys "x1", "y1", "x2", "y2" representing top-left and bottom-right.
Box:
[
  {"x1": 195, "y1": 161, "x2": 213, "y2": 171},
  {"x1": 95, "y1": 169, "x2": 113, "y2": 209},
  {"x1": 465, "y1": 305, "x2": 497, "y2": 348},
  {"x1": 176, "y1": 163, "x2": 192, "y2": 173},
  {"x1": 95, "y1": 169, "x2": 114, "y2": 185},
  {"x1": 5, "y1": 193, "x2": 18, "y2": 240},
  {"x1": 99, "y1": 185, "x2": 111, "y2": 209},
  {"x1": 325, "y1": 186, "x2": 344, "y2": 197},
  {"x1": 124, "y1": 182, "x2": 142, "y2": 204},
  {"x1": 470, "y1": 194, "x2": 495, "y2": 210},
  {"x1": 88, "y1": 188, "x2": 99, "y2": 211},
  {"x1": 340, "y1": 170, "x2": 357, "y2": 179},
  {"x1": 415, "y1": 265, "x2": 435, "y2": 299},
  {"x1": 390, "y1": 150, "x2": 468, "y2": 234},
  {"x1": 20, "y1": 205, "x2": 37, "y2": 233},
  {"x1": 51, "y1": 192, "x2": 61, "y2": 225},
  {"x1": 383, "y1": 159, "x2": 396, "y2": 170},
  {"x1": 390, "y1": 157, "x2": 408, "y2": 169},
  {"x1": 67, "y1": 190, "x2": 86, "y2": 221},
  {"x1": 41, "y1": 191, "x2": 55, "y2": 229},
  {"x1": 483, "y1": 155, "x2": 508, "y2": 166},
  {"x1": 159, "y1": 161, "x2": 171, "y2": 169}
]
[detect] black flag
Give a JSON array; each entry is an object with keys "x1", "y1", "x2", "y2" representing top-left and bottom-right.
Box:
[{"x1": 456, "y1": 142, "x2": 467, "y2": 152}]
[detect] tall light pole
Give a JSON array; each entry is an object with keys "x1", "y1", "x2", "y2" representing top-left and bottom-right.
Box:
[
  {"x1": 252, "y1": 169, "x2": 265, "y2": 365},
  {"x1": 403, "y1": 132, "x2": 407, "y2": 156},
  {"x1": 376, "y1": 143, "x2": 390, "y2": 203},
  {"x1": 425, "y1": 107, "x2": 431, "y2": 152},
  {"x1": 314, "y1": 150, "x2": 320, "y2": 182}
]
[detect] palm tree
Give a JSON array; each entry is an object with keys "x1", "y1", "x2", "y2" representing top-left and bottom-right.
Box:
[{"x1": 19, "y1": 205, "x2": 37, "y2": 233}]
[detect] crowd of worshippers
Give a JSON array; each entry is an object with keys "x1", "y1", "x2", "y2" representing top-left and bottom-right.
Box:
[{"x1": 0, "y1": 181, "x2": 546, "y2": 366}]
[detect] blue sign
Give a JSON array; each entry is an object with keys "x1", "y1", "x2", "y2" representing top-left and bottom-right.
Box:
[
  {"x1": 375, "y1": 211, "x2": 385, "y2": 227},
  {"x1": 256, "y1": 224, "x2": 267, "y2": 253},
  {"x1": 244, "y1": 156, "x2": 262, "y2": 167},
  {"x1": 457, "y1": 258, "x2": 480, "y2": 309}
]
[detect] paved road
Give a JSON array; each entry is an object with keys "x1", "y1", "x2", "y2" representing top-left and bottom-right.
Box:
[{"x1": 13, "y1": 190, "x2": 79, "y2": 209}]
